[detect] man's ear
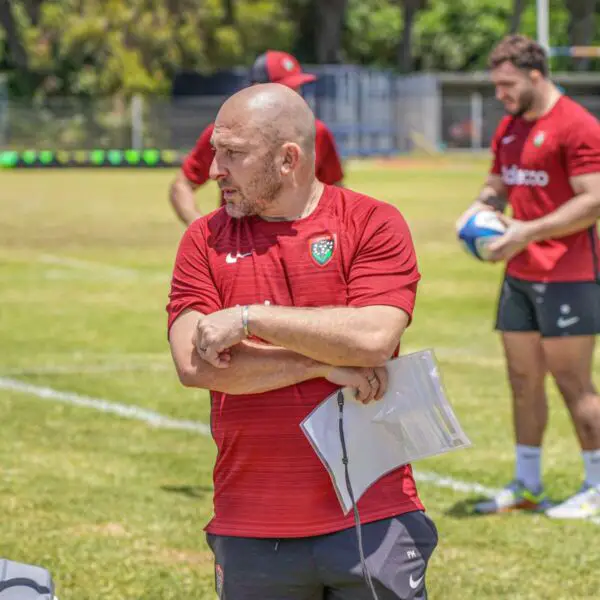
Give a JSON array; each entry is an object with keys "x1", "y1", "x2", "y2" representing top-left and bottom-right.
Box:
[{"x1": 280, "y1": 143, "x2": 301, "y2": 175}]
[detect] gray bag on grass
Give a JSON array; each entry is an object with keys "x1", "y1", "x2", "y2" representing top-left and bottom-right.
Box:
[{"x1": 0, "y1": 560, "x2": 56, "y2": 600}]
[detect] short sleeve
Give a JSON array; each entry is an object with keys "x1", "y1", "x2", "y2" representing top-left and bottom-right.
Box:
[
  {"x1": 315, "y1": 122, "x2": 344, "y2": 185},
  {"x1": 347, "y1": 203, "x2": 420, "y2": 324},
  {"x1": 166, "y1": 222, "x2": 222, "y2": 333},
  {"x1": 565, "y1": 113, "x2": 600, "y2": 177},
  {"x1": 181, "y1": 124, "x2": 215, "y2": 186}
]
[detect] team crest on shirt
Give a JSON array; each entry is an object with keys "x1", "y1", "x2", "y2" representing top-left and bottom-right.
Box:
[
  {"x1": 533, "y1": 131, "x2": 545, "y2": 147},
  {"x1": 309, "y1": 234, "x2": 336, "y2": 266}
]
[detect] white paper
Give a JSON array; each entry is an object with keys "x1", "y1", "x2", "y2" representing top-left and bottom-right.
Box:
[{"x1": 300, "y1": 349, "x2": 472, "y2": 514}]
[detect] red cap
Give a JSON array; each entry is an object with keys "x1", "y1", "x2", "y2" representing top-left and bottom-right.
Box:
[{"x1": 249, "y1": 51, "x2": 317, "y2": 89}]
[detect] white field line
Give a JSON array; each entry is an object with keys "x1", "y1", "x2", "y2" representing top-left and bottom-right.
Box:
[
  {"x1": 1, "y1": 375, "x2": 598, "y2": 525},
  {"x1": 38, "y1": 254, "x2": 169, "y2": 282},
  {"x1": 2, "y1": 364, "x2": 171, "y2": 376},
  {"x1": 0, "y1": 377, "x2": 209, "y2": 435}
]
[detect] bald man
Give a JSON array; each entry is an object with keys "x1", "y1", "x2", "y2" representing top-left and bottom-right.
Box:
[
  {"x1": 167, "y1": 84, "x2": 437, "y2": 600},
  {"x1": 169, "y1": 50, "x2": 344, "y2": 226}
]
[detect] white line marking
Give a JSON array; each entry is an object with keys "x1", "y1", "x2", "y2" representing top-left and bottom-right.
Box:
[
  {"x1": 39, "y1": 254, "x2": 140, "y2": 278},
  {"x1": 2, "y1": 364, "x2": 171, "y2": 376},
  {"x1": 413, "y1": 471, "x2": 498, "y2": 496},
  {"x1": 0, "y1": 377, "x2": 210, "y2": 435},
  {"x1": 38, "y1": 254, "x2": 169, "y2": 283},
  {"x1": 2, "y1": 376, "x2": 598, "y2": 525}
]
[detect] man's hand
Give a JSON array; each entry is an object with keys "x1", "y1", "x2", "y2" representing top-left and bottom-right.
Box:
[
  {"x1": 455, "y1": 204, "x2": 494, "y2": 236},
  {"x1": 195, "y1": 308, "x2": 245, "y2": 368},
  {"x1": 487, "y1": 216, "x2": 535, "y2": 262},
  {"x1": 324, "y1": 365, "x2": 389, "y2": 404}
]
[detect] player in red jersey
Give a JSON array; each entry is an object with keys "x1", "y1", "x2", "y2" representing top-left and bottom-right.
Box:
[
  {"x1": 456, "y1": 35, "x2": 600, "y2": 519},
  {"x1": 167, "y1": 83, "x2": 437, "y2": 599},
  {"x1": 169, "y1": 50, "x2": 344, "y2": 226}
]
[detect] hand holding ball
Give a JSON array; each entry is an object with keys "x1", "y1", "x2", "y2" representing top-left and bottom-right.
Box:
[{"x1": 458, "y1": 211, "x2": 507, "y2": 261}]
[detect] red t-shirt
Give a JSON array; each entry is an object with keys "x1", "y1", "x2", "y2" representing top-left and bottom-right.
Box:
[
  {"x1": 182, "y1": 120, "x2": 344, "y2": 204},
  {"x1": 490, "y1": 96, "x2": 600, "y2": 282},
  {"x1": 166, "y1": 185, "x2": 424, "y2": 538}
]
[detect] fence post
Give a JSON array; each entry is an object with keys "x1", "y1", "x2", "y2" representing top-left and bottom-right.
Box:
[
  {"x1": 470, "y1": 91, "x2": 483, "y2": 151},
  {"x1": 131, "y1": 94, "x2": 144, "y2": 149}
]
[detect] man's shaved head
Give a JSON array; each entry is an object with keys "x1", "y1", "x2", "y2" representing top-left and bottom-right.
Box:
[
  {"x1": 217, "y1": 83, "x2": 316, "y2": 155},
  {"x1": 209, "y1": 83, "x2": 319, "y2": 219}
]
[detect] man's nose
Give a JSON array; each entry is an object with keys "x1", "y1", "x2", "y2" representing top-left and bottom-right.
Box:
[{"x1": 209, "y1": 155, "x2": 227, "y2": 181}]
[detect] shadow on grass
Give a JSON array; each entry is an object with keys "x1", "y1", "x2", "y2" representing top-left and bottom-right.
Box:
[
  {"x1": 161, "y1": 484, "x2": 213, "y2": 499},
  {"x1": 445, "y1": 497, "x2": 489, "y2": 518}
]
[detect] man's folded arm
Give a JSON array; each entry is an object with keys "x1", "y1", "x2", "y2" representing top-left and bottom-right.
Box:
[{"x1": 169, "y1": 310, "x2": 328, "y2": 394}]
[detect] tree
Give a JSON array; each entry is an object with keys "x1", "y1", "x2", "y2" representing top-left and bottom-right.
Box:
[
  {"x1": 1, "y1": 0, "x2": 297, "y2": 97},
  {"x1": 509, "y1": 0, "x2": 525, "y2": 34},
  {"x1": 397, "y1": 0, "x2": 427, "y2": 73},
  {"x1": 413, "y1": 0, "x2": 513, "y2": 71},
  {"x1": 565, "y1": 0, "x2": 597, "y2": 71},
  {"x1": 314, "y1": 0, "x2": 347, "y2": 63},
  {"x1": 344, "y1": 0, "x2": 402, "y2": 67}
]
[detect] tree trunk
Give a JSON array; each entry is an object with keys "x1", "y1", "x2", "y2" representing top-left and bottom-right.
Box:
[
  {"x1": 315, "y1": 0, "x2": 347, "y2": 63},
  {"x1": 0, "y1": 0, "x2": 28, "y2": 68},
  {"x1": 222, "y1": 0, "x2": 236, "y2": 26},
  {"x1": 509, "y1": 0, "x2": 525, "y2": 34},
  {"x1": 566, "y1": 0, "x2": 597, "y2": 71},
  {"x1": 397, "y1": 0, "x2": 421, "y2": 73}
]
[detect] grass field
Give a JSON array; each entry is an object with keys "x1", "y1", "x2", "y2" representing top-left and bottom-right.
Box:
[{"x1": 1, "y1": 157, "x2": 599, "y2": 599}]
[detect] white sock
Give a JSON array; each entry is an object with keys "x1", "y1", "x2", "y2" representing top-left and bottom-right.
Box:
[
  {"x1": 515, "y1": 445, "x2": 542, "y2": 491},
  {"x1": 582, "y1": 449, "x2": 600, "y2": 488}
]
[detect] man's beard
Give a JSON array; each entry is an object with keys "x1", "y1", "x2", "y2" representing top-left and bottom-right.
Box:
[
  {"x1": 511, "y1": 89, "x2": 535, "y2": 117},
  {"x1": 225, "y1": 164, "x2": 283, "y2": 218}
]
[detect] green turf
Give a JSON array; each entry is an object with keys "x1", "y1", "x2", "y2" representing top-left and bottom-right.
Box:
[{"x1": 1, "y1": 158, "x2": 599, "y2": 599}]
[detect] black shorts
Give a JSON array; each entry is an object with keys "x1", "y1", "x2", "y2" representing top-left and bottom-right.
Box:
[
  {"x1": 495, "y1": 275, "x2": 600, "y2": 338},
  {"x1": 206, "y1": 511, "x2": 438, "y2": 600}
]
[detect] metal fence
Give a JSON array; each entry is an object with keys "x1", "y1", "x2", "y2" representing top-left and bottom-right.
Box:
[{"x1": 2, "y1": 72, "x2": 600, "y2": 157}]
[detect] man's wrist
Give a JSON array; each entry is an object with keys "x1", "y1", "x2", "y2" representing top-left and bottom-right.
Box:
[
  {"x1": 523, "y1": 218, "x2": 545, "y2": 243},
  {"x1": 311, "y1": 361, "x2": 332, "y2": 379}
]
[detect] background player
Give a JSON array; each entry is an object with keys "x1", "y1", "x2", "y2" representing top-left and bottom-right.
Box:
[{"x1": 456, "y1": 34, "x2": 600, "y2": 519}]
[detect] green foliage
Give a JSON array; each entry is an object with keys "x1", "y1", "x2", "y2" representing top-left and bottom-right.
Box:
[
  {"x1": 344, "y1": 0, "x2": 402, "y2": 67},
  {"x1": 3, "y1": 0, "x2": 295, "y2": 97},
  {"x1": 413, "y1": 0, "x2": 513, "y2": 71},
  {"x1": 2, "y1": 0, "x2": 600, "y2": 99}
]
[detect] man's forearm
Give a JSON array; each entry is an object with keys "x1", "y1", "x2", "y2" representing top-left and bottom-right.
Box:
[
  {"x1": 476, "y1": 184, "x2": 507, "y2": 212},
  {"x1": 169, "y1": 176, "x2": 202, "y2": 225},
  {"x1": 177, "y1": 341, "x2": 326, "y2": 394},
  {"x1": 246, "y1": 305, "x2": 405, "y2": 367},
  {"x1": 527, "y1": 192, "x2": 600, "y2": 241}
]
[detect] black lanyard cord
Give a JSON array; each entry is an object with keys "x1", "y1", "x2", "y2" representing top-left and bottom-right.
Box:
[{"x1": 337, "y1": 390, "x2": 380, "y2": 600}]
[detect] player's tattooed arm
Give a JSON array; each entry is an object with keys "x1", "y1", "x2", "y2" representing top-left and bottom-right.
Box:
[{"x1": 456, "y1": 174, "x2": 507, "y2": 232}]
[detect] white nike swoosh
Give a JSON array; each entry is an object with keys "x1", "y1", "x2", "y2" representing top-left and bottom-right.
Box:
[
  {"x1": 502, "y1": 135, "x2": 516, "y2": 145},
  {"x1": 225, "y1": 252, "x2": 251, "y2": 264},
  {"x1": 557, "y1": 316, "x2": 580, "y2": 329},
  {"x1": 409, "y1": 574, "x2": 424, "y2": 589}
]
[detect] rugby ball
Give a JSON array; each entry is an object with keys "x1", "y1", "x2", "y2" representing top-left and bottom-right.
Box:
[{"x1": 458, "y1": 211, "x2": 506, "y2": 261}]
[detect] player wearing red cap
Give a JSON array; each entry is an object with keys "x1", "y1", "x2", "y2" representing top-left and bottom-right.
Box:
[{"x1": 169, "y1": 51, "x2": 344, "y2": 226}]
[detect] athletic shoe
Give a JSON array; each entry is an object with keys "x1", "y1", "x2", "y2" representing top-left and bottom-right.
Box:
[
  {"x1": 546, "y1": 484, "x2": 600, "y2": 520},
  {"x1": 474, "y1": 480, "x2": 552, "y2": 514}
]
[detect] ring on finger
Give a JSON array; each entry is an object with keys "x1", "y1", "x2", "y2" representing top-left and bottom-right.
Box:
[{"x1": 367, "y1": 375, "x2": 377, "y2": 385}]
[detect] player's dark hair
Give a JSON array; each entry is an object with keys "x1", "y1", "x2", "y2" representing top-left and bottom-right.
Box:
[{"x1": 488, "y1": 34, "x2": 549, "y2": 77}]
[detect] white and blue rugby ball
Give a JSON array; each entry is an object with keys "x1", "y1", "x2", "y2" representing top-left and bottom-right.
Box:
[{"x1": 458, "y1": 211, "x2": 506, "y2": 261}]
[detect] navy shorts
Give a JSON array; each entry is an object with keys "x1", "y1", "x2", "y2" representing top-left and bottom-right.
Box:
[
  {"x1": 206, "y1": 511, "x2": 438, "y2": 600},
  {"x1": 495, "y1": 275, "x2": 600, "y2": 338}
]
